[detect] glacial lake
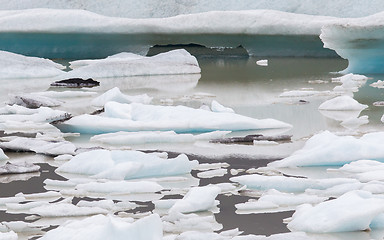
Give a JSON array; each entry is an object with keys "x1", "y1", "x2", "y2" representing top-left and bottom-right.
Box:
[{"x1": 2, "y1": 54, "x2": 384, "y2": 239}]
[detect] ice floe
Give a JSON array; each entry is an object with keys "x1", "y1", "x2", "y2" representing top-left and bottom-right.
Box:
[
  {"x1": 30, "y1": 202, "x2": 109, "y2": 217},
  {"x1": 90, "y1": 87, "x2": 152, "y2": 107},
  {"x1": 288, "y1": 190, "x2": 384, "y2": 233},
  {"x1": 0, "y1": 50, "x2": 64, "y2": 79},
  {"x1": 210, "y1": 100, "x2": 234, "y2": 113},
  {"x1": 59, "y1": 49, "x2": 200, "y2": 79},
  {"x1": 169, "y1": 186, "x2": 221, "y2": 213},
  {"x1": 318, "y1": 95, "x2": 368, "y2": 111},
  {"x1": 0, "y1": 137, "x2": 76, "y2": 156},
  {"x1": 56, "y1": 149, "x2": 198, "y2": 180},
  {"x1": 370, "y1": 80, "x2": 384, "y2": 88},
  {"x1": 75, "y1": 181, "x2": 163, "y2": 194},
  {"x1": 0, "y1": 149, "x2": 8, "y2": 160},
  {"x1": 8, "y1": 93, "x2": 63, "y2": 108},
  {"x1": 269, "y1": 131, "x2": 384, "y2": 167},
  {"x1": 57, "y1": 102, "x2": 292, "y2": 134},
  {"x1": 0, "y1": 162, "x2": 40, "y2": 175},
  {"x1": 40, "y1": 214, "x2": 162, "y2": 240},
  {"x1": 90, "y1": 130, "x2": 230, "y2": 145},
  {"x1": 256, "y1": 59, "x2": 268, "y2": 66}
]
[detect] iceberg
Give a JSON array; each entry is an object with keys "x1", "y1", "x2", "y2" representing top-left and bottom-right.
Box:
[
  {"x1": 40, "y1": 214, "x2": 162, "y2": 240},
  {"x1": 320, "y1": 12, "x2": 384, "y2": 73},
  {"x1": 288, "y1": 190, "x2": 384, "y2": 233},
  {"x1": 56, "y1": 149, "x2": 198, "y2": 180},
  {"x1": 57, "y1": 102, "x2": 292, "y2": 134},
  {"x1": 91, "y1": 87, "x2": 152, "y2": 107},
  {"x1": 269, "y1": 131, "x2": 384, "y2": 167},
  {"x1": 0, "y1": 162, "x2": 40, "y2": 175},
  {"x1": 8, "y1": 93, "x2": 63, "y2": 108},
  {"x1": 58, "y1": 49, "x2": 200, "y2": 79},
  {"x1": 169, "y1": 186, "x2": 221, "y2": 213},
  {"x1": 90, "y1": 131, "x2": 230, "y2": 145},
  {"x1": 0, "y1": 104, "x2": 70, "y2": 123},
  {"x1": 0, "y1": 50, "x2": 64, "y2": 79},
  {"x1": 318, "y1": 95, "x2": 368, "y2": 111}
]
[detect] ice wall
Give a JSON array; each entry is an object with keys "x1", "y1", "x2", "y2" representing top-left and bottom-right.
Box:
[
  {"x1": 320, "y1": 12, "x2": 384, "y2": 73},
  {"x1": 1, "y1": 0, "x2": 384, "y2": 18}
]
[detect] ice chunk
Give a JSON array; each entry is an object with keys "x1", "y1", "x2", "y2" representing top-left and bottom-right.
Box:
[
  {"x1": 288, "y1": 190, "x2": 384, "y2": 232},
  {"x1": 76, "y1": 200, "x2": 137, "y2": 211},
  {"x1": 0, "y1": 149, "x2": 8, "y2": 160},
  {"x1": 0, "y1": 162, "x2": 39, "y2": 175},
  {"x1": 197, "y1": 169, "x2": 227, "y2": 178},
  {"x1": 0, "y1": 50, "x2": 64, "y2": 79},
  {"x1": 57, "y1": 102, "x2": 292, "y2": 134},
  {"x1": 279, "y1": 90, "x2": 323, "y2": 98},
  {"x1": 40, "y1": 214, "x2": 162, "y2": 240},
  {"x1": 340, "y1": 115, "x2": 369, "y2": 129},
  {"x1": 91, "y1": 87, "x2": 152, "y2": 107},
  {"x1": 56, "y1": 149, "x2": 198, "y2": 180},
  {"x1": 0, "y1": 231, "x2": 17, "y2": 240},
  {"x1": 318, "y1": 95, "x2": 368, "y2": 111},
  {"x1": 210, "y1": 100, "x2": 234, "y2": 113},
  {"x1": 269, "y1": 131, "x2": 384, "y2": 167},
  {"x1": 0, "y1": 105, "x2": 70, "y2": 123},
  {"x1": 370, "y1": 80, "x2": 384, "y2": 88},
  {"x1": 0, "y1": 137, "x2": 76, "y2": 156},
  {"x1": 8, "y1": 93, "x2": 63, "y2": 108},
  {"x1": 169, "y1": 186, "x2": 221, "y2": 213},
  {"x1": 58, "y1": 49, "x2": 200, "y2": 79},
  {"x1": 29, "y1": 203, "x2": 109, "y2": 217},
  {"x1": 331, "y1": 74, "x2": 368, "y2": 92},
  {"x1": 230, "y1": 174, "x2": 319, "y2": 192},
  {"x1": 75, "y1": 181, "x2": 163, "y2": 194},
  {"x1": 256, "y1": 59, "x2": 268, "y2": 66},
  {"x1": 90, "y1": 130, "x2": 230, "y2": 145}
]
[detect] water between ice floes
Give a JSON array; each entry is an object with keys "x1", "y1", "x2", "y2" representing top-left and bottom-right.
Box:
[{"x1": 3, "y1": 56, "x2": 384, "y2": 238}]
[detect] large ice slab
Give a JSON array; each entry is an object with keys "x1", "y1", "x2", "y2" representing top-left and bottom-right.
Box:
[
  {"x1": 318, "y1": 95, "x2": 368, "y2": 111},
  {"x1": 288, "y1": 190, "x2": 384, "y2": 233},
  {"x1": 269, "y1": 131, "x2": 384, "y2": 167},
  {"x1": 56, "y1": 149, "x2": 198, "y2": 180},
  {"x1": 57, "y1": 102, "x2": 292, "y2": 134},
  {"x1": 40, "y1": 214, "x2": 162, "y2": 240},
  {"x1": 320, "y1": 12, "x2": 384, "y2": 73},
  {"x1": 59, "y1": 49, "x2": 200, "y2": 79},
  {"x1": 0, "y1": 50, "x2": 64, "y2": 79}
]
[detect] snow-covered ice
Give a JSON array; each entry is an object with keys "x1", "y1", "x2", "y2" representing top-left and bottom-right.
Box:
[
  {"x1": 0, "y1": 50, "x2": 64, "y2": 79},
  {"x1": 58, "y1": 49, "x2": 200, "y2": 79},
  {"x1": 90, "y1": 131, "x2": 230, "y2": 145},
  {"x1": 288, "y1": 190, "x2": 384, "y2": 233},
  {"x1": 40, "y1": 214, "x2": 162, "y2": 240},
  {"x1": 91, "y1": 87, "x2": 152, "y2": 107},
  {"x1": 318, "y1": 95, "x2": 368, "y2": 111},
  {"x1": 57, "y1": 102, "x2": 292, "y2": 134},
  {"x1": 269, "y1": 131, "x2": 384, "y2": 167},
  {"x1": 56, "y1": 149, "x2": 198, "y2": 180}
]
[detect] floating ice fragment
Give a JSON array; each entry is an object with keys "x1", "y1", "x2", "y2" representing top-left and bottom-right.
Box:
[
  {"x1": 256, "y1": 59, "x2": 268, "y2": 66},
  {"x1": 75, "y1": 181, "x2": 163, "y2": 194},
  {"x1": 57, "y1": 102, "x2": 291, "y2": 134},
  {"x1": 0, "y1": 162, "x2": 39, "y2": 175},
  {"x1": 340, "y1": 115, "x2": 368, "y2": 129},
  {"x1": 318, "y1": 95, "x2": 368, "y2": 111},
  {"x1": 91, "y1": 87, "x2": 152, "y2": 107},
  {"x1": 0, "y1": 105, "x2": 70, "y2": 123},
  {"x1": 0, "y1": 231, "x2": 17, "y2": 240},
  {"x1": 197, "y1": 169, "x2": 227, "y2": 178},
  {"x1": 269, "y1": 131, "x2": 384, "y2": 167},
  {"x1": 40, "y1": 214, "x2": 162, "y2": 240},
  {"x1": 57, "y1": 149, "x2": 198, "y2": 180},
  {"x1": 8, "y1": 93, "x2": 63, "y2": 108},
  {"x1": 169, "y1": 186, "x2": 221, "y2": 213},
  {"x1": 210, "y1": 100, "x2": 234, "y2": 113},
  {"x1": 30, "y1": 203, "x2": 109, "y2": 217},
  {"x1": 90, "y1": 130, "x2": 230, "y2": 145},
  {"x1": 0, "y1": 149, "x2": 8, "y2": 160},
  {"x1": 288, "y1": 190, "x2": 384, "y2": 233},
  {"x1": 0, "y1": 137, "x2": 76, "y2": 156},
  {"x1": 0, "y1": 50, "x2": 64, "y2": 79},
  {"x1": 370, "y1": 80, "x2": 384, "y2": 88},
  {"x1": 59, "y1": 49, "x2": 200, "y2": 79}
]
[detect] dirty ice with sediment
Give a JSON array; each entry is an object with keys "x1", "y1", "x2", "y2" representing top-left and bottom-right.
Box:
[{"x1": 2, "y1": 1, "x2": 384, "y2": 240}]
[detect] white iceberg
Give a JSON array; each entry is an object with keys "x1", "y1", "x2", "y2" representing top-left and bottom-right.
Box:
[
  {"x1": 91, "y1": 87, "x2": 152, "y2": 107},
  {"x1": 0, "y1": 104, "x2": 70, "y2": 123},
  {"x1": 40, "y1": 214, "x2": 162, "y2": 240},
  {"x1": 59, "y1": 49, "x2": 200, "y2": 79},
  {"x1": 331, "y1": 73, "x2": 368, "y2": 93},
  {"x1": 169, "y1": 186, "x2": 221, "y2": 213},
  {"x1": 269, "y1": 131, "x2": 384, "y2": 167},
  {"x1": 8, "y1": 93, "x2": 63, "y2": 108},
  {"x1": 318, "y1": 95, "x2": 368, "y2": 111},
  {"x1": 288, "y1": 190, "x2": 384, "y2": 233},
  {"x1": 0, "y1": 137, "x2": 76, "y2": 156},
  {"x1": 256, "y1": 59, "x2": 268, "y2": 66},
  {"x1": 320, "y1": 13, "x2": 384, "y2": 73},
  {"x1": 90, "y1": 130, "x2": 230, "y2": 145},
  {"x1": 57, "y1": 102, "x2": 292, "y2": 134},
  {"x1": 56, "y1": 149, "x2": 198, "y2": 180},
  {"x1": 0, "y1": 50, "x2": 64, "y2": 79},
  {"x1": 0, "y1": 149, "x2": 8, "y2": 160},
  {"x1": 210, "y1": 100, "x2": 234, "y2": 113},
  {"x1": 29, "y1": 203, "x2": 109, "y2": 217}
]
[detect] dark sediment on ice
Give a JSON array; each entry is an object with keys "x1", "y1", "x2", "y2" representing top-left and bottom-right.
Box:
[{"x1": 50, "y1": 78, "x2": 100, "y2": 88}]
